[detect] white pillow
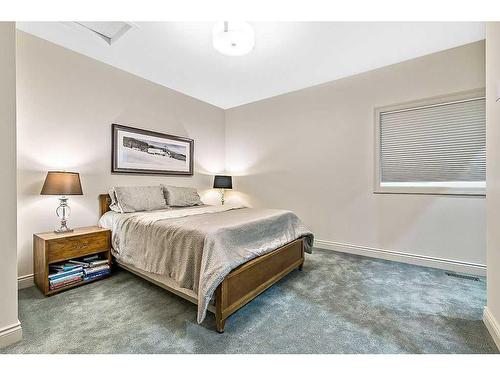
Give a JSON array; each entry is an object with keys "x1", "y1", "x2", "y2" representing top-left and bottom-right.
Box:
[
  {"x1": 161, "y1": 185, "x2": 203, "y2": 207},
  {"x1": 109, "y1": 186, "x2": 168, "y2": 213}
]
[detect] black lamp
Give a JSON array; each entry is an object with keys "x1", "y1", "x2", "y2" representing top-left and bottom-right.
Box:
[{"x1": 213, "y1": 175, "x2": 232, "y2": 205}]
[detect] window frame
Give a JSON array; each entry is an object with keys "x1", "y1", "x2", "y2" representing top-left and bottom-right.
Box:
[{"x1": 373, "y1": 89, "x2": 486, "y2": 196}]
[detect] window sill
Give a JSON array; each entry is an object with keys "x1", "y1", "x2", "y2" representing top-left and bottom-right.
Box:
[{"x1": 374, "y1": 183, "x2": 486, "y2": 196}]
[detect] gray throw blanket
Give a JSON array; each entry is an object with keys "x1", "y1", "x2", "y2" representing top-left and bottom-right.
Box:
[{"x1": 99, "y1": 205, "x2": 314, "y2": 323}]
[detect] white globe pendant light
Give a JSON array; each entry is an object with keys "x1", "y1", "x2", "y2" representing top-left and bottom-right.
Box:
[{"x1": 212, "y1": 21, "x2": 255, "y2": 56}]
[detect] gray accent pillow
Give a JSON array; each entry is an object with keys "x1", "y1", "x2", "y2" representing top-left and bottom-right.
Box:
[
  {"x1": 109, "y1": 186, "x2": 168, "y2": 213},
  {"x1": 162, "y1": 185, "x2": 203, "y2": 207}
]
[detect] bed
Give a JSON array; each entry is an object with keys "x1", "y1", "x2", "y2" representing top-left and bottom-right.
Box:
[{"x1": 98, "y1": 194, "x2": 313, "y2": 333}]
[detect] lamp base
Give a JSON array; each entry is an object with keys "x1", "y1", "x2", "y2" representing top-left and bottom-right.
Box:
[
  {"x1": 54, "y1": 227, "x2": 74, "y2": 234},
  {"x1": 54, "y1": 219, "x2": 73, "y2": 233},
  {"x1": 54, "y1": 196, "x2": 73, "y2": 233}
]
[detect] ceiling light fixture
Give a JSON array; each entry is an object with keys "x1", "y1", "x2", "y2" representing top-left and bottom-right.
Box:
[{"x1": 212, "y1": 21, "x2": 255, "y2": 56}]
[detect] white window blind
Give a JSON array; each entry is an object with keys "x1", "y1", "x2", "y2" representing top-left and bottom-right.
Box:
[{"x1": 379, "y1": 97, "x2": 485, "y2": 191}]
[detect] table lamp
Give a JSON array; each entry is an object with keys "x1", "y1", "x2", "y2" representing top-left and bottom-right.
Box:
[
  {"x1": 213, "y1": 175, "x2": 232, "y2": 205},
  {"x1": 40, "y1": 171, "x2": 83, "y2": 233}
]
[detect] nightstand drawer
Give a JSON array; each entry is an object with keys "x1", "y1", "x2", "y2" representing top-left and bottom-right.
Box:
[{"x1": 47, "y1": 232, "x2": 109, "y2": 263}]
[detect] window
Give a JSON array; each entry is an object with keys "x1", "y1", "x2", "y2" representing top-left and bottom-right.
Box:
[{"x1": 374, "y1": 90, "x2": 486, "y2": 195}]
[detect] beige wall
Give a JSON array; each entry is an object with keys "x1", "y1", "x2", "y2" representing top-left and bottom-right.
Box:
[
  {"x1": 225, "y1": 41, "x2": 486, "y2": 273},
  {"x1": 485, "y1": 23, "x2": 500, "y2": 349},
  {"x1": 16, "y1": 31, "x2": 226, "y2": 280},
  {"x1": 16, "y1": 32, "x2": 488, "y2": 282},
  {"x1": 0, "y1": 22, "x2": 20, "y2": 347}
]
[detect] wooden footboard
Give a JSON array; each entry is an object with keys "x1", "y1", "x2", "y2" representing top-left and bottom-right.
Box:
[{"x1": 214, "y1": 238, "x2": 305, "y2": 333}]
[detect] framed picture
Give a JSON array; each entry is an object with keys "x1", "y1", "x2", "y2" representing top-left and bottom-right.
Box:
[{"x1": 112, "y1": 123, "x2": 194, "y2": 175}]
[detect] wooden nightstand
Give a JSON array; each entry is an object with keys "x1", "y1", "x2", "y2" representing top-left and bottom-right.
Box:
[{"x1": 33, "y1": 226, "x2": 111, "y2": 296}]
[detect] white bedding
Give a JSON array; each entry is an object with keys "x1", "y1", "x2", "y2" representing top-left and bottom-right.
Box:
[{"x1": 99, "y1": 204, "x2": 234, "y2": 229}]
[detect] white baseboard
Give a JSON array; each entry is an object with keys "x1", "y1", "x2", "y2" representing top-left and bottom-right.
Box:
[
  {"x1": 17, "y1": 274, "x2": 34, "y2": 289},
  {"x1": 0, "y1": 321, "x2": 22, "y2": 349},
  {"x1": 483, "y1": 307, "x2": 500, "y2": 350},
  {"x1": 314, "y1": 239, "x2": 486, "y2": 276}
]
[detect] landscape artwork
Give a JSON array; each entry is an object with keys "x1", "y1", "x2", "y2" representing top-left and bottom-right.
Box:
[{"x1": 112, "y1": 124, "x2": 194, "y2": 175}]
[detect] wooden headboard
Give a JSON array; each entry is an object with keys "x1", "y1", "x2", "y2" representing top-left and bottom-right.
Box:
[{"x1": 99, "y1": 194, "x2": 112, "y2": 217}]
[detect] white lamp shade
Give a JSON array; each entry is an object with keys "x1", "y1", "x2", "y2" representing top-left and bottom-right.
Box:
[{"x1": 213, "y1": 21, "x2": 255, "y2": 56}]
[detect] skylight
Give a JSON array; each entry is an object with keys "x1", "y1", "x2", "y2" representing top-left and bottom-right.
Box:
[{"x1": 74, "y1": 22, "x2": 133, "y2": 45}]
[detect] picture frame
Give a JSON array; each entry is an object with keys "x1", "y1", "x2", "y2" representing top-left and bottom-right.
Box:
[{"x1": 111, "y1": 123, "x2": 194, "y2": 175}]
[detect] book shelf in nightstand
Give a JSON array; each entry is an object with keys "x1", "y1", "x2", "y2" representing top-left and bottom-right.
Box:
[{"x1": 33, "y1": 226, "x2": 112, "y2": 296}]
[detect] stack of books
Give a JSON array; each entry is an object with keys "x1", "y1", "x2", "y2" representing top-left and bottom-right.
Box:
[
  {"x1": 48, "y1": 263, "x2": 84, "y2": 290},
  {"x1": 48, "y1": 255, "x2": 110, "y2": 290},
  {"x1": 69, "y1": 255, "x2": 111, "y2": 282}
]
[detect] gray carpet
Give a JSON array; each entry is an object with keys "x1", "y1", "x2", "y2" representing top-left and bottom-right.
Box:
[{"x1": 2, "y1": 249, "x2": 498, "y2": 354}]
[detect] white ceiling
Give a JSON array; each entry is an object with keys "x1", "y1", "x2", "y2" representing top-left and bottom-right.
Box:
[{"x1": 16, "y1": 22, "x2": 485, "y2": 109}]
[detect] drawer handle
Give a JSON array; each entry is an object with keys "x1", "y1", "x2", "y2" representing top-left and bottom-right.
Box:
[{"x1": 75, "y1": 243, "x2": 88, "y2": 250}]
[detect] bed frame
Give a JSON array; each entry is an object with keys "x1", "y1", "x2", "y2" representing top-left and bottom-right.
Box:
[{"x1": 98, "y1": 194, "x2": 305, "y2": 333}]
